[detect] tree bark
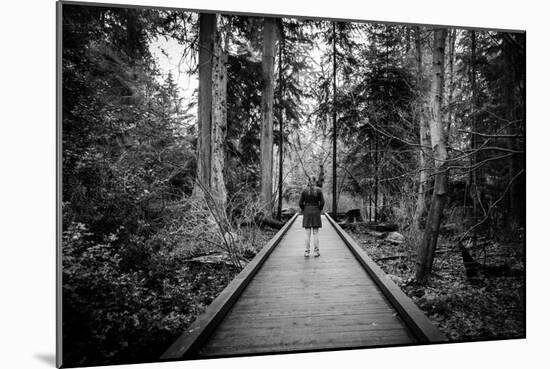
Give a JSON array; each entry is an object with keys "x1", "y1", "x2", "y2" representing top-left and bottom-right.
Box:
[
  {"x1": 124, "y1": 8, "x2": 139, "y2": 63},
  {"x1": 415, "y1": 28, "x2": 448, "y2": 284},
  {"x1": 332, "y1": 21, "x2": 338, "y2": 217},
  {"x1": 469, "y1": 30, "x2": 479, "y2": 245},
  {"x1": 260, "y1": 18, "x2": 277, "y2": 213},
  {"x1": 194, "y1": 13, "x2": 216, "y2": 194},
  {"x1": 412, "y1": 26, "x2": 430, "y2": 231},
  {"x1": 276, "y1": 22, "x2": 284, "y2": 220},
  {"x1": 446, "y1": 29, "x2": 456, "y2": 144},
  {"x1": 374, "y1": 132, "x2": 379, "y2": 222},
  {"x1": 210, "y1": 20, "x2": 228, "y2": 209}
]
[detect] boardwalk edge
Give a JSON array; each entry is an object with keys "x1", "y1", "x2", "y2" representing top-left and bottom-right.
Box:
[
  {"x1": 325, "y1": 213, "x2": 447, "y2": 344},
  {"x1": 160, "y1": 213, "x2": 299, "y2": 360}
]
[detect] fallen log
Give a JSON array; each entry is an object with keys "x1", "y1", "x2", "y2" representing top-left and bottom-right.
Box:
[
  {"x1": 280, "y1": 208, "x2": 297, "y2": 221},
  {"x1": 372, "y1": 222, "x2": 399, "y2": 232},
  {"x1": 366, "y1": 230, "x2": 385, "y2": 239},
  {"x1": 340, "y1": 221, "x2": 398, "y2": 232},
  {"x1": 374, "y1": 253, "x2": 409, "y2": 261},
  {"x1": 259, "y1": 216, "x2": 285, "y2": 229}
]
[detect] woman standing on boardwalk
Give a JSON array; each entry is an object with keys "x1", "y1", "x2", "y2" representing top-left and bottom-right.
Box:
[{"x1": 299, "y1": 176, "x2": 325, "y2": 257}]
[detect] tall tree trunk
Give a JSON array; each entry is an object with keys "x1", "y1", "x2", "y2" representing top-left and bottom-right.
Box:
[
  {"x1": 469, "y1": 30, "x2": 479, "y2": 246},
  {"x1": 415, "y1": 28, "x2": 448, "y2": 284},
  {"x1": 405, "y1": 27, "x2": 411, "y2": 54},
  {"x1": 368, "y1": 192, "x2": 372, "y2": 221},
  {"x1": 374, "y1": 133, "x2": 379, "y2": 222},
  {"x1": 367, "y1": 141, "x2": 372, "y2": 221},
  {"x1": 276, "y1": 22, "x2": 284, "y2": 220},
  {"x1": 194, "y1": 13, "x2": 216, "y2": 195},
  {"x1": 125, "y1": 8, "x2": 139, "y2": 63},
  {"x1": 412, "y1": 26, "x2": 430, "y2": 231},
  {"x1": 260, "y1": 18, "x2": 277, "y2": 212},
  {"x1": 446, "y1": 29, "x2": 456, "y2": 143},
  {"x1": 332, "y1": 21, "x2": 338, "y2": 217},
  {"x1": 210, "y1": 20, "x2": 228, "y2": 209}
]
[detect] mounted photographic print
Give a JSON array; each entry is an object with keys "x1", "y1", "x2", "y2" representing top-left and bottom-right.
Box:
[{"x1": 57, "y1": 0, "x2": 526, "y2": 367}]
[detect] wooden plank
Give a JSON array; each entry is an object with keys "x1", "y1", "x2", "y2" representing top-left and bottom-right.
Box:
[
  {"x1": 227, "y1": 305, "x2": 398, "y2": 316},
  {"x1": 234, "y1": 291, "x2": 387, "y2": 300},
  {"x1": 230, "y1": 299, "x2": 392, "y2": 309},
  {"x1": 210, "y1": 325, "x2": 412, "y2": 342},
  {"x1": 324, "y1": 213, "x2": 447, "y2": 343},
  {"x1": 200, "y1": 331, "x2": 414, "y2": 357},
  {"x1": 204, "y1": 329, "x2": 413, "y2": 350},
  {"x1": 160, "y1": 213, "x2": 299, "y2": 360},
  {"x1": 213, "y1": 315, "x2": 407, "y2": 331},
  {"x1": 244, "y1": 278, "x2": 380, "y2": 292},
  {"x1": 229, "y1": 305, "x2": 392, "y2": 313},
  {"x1": 211, "y1": 310, "x2": 402, "y2": 321}
]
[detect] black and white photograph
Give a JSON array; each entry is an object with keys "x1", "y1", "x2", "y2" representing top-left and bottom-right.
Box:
[
  {"x1": 55, "y1": 0, "x2": 528, "y2": 367},
  {"x1": 5, "y1": 0, "x2": 549, "y2": 369}
]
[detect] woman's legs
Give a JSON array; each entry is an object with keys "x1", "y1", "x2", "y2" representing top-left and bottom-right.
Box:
[
  {"x1": 312, "y1": 228, "x2": 320, "y2": 256},
  {"x1": 304, "y1": 228, "x2": 312, "y2": 255}
]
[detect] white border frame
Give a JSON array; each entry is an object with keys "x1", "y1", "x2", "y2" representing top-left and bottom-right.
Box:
[{"x1": 2, "y1": 0, "x2": 547, "y2": 368}]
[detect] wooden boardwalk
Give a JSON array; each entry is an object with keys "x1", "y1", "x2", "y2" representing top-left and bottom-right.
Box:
[{"x1": 162, "y1": 214, "x2": 445, "y2": 360}]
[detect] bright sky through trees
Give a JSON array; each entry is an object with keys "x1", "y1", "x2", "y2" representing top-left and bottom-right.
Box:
[{"x1": 150, "y1": 35, "x2": 198, "y2": 102}]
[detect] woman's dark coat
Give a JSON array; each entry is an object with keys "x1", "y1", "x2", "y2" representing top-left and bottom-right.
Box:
[{"x1": 299, "y1": 186, "x2": 325, "y2": 228}]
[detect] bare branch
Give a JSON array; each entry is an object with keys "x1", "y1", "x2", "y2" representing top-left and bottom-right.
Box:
[
  {"x1": 458, "y1": 169, "x2": 525, "y2": 243},
  {"x1": 457, "y1": 129, "x2": 524, "y2": 139}
]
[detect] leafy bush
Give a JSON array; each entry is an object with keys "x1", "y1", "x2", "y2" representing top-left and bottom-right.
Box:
[{"x1": 62, "y1": 218, "x2": 240, "y2": 367}]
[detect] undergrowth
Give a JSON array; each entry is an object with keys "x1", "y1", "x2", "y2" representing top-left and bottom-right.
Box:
[{"x1": 348, "y1": 229, "x2": 525, "y2": 342}]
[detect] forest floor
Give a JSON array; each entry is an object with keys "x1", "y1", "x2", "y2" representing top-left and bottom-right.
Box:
[
  {"x1": 170, "y1": 226, "x2": 278, "y2": 334},
  {"x1": 347, "y1": 228, "x2": 526, "y2": 341},
  {"x1": 171, "y1": 224, "x2": 524, "y2": 352}
]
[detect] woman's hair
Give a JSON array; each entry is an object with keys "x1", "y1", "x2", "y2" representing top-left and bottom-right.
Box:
[{"x1": 308, "y1": 176, "x2": 316, "y2": 195}]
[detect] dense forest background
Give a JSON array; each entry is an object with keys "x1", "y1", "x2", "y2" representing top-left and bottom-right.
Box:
[{"x1": 61, "y1": 3, "x2": 525, "y2": 367}]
